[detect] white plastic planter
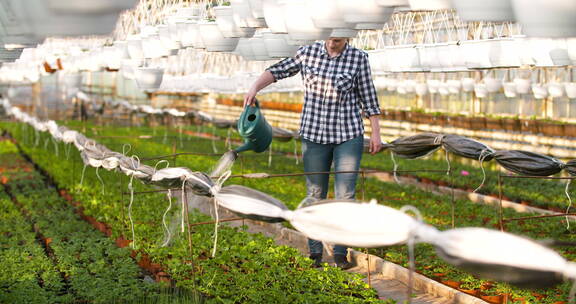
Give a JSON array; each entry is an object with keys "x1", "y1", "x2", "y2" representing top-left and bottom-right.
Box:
[
  {"x1": 461, "y1": 78, "x2": 475, "y2": 92},
  {"x1": 447, "y1": 80, "x2": 461, "y2": 94},
  {"x1": 514, "y1": 78, "x2": 532, "y2": 94},
  {"x1": 336, "y1": 0, "x2": 394, "y2": 30},
  {"x1": 391, "y1": 46, "x2": 421, "y2": 72},
  {"x1": 451, "y1": 0, "x2": 514, "y2": 22},
  {"x1": 565, "y1": 83, "x2": 576, "y2": 99},
  {"x1": 262, "y1": 0, "x2": 287, "y2": 33},
  {"x1": 474, "y1": 83, "x2": 488, "y2": 98},
  {"x1": 126, "y1": 36, "x2": 144, "y2": 60},
  {"x1": 548, "y1": 82, "x2": 564, "y2": 98},
  {"x1": 231, "y1": 0, "x2": 267, "y2": 28},
  {"x1": 408, "y1": 0, "x2": 451, "y2": 10},
  {"x1": 427, "y1": 79, "x2": 440, "y2": 94},
  {"x1": 484, "y1": 78, "x2": 503, "y2": 93},
  {"x1": 214, "y1": 6, "x2": 255, "y2": 38},
  {"x1": 235, "y1": 38, "x2": 257, "y2": 61},
  {"x1": 549, "y1": 41, "x2": 571, "y2": 66},
  {"x1": 503, "y1": 82, "x2": 517, "y2": 98},
  {"x1": 309, "y1": 0, "x2": 356, "y2": 29},
  {"x1": 386, "y1": 78, "x2": 398, "y2": 92},
  {"x1": 511, "y1": 0, "x2": 576, "y2": 38},
  {"x1": 121, "y1": 59, "x2": 144, "y2": 80},
  {"x1": 438, "y1": 82, "x2": 450, "y2": 96},
  {"x1": 281, "y1": 0, "x2": 332, "y2": 41},
  {"x1": 157, "y1": 25, "x2": 180, "y2": 50},
  {"x1": 529, "y1": 39, "x2": 555, "y2": 67},
  {"x1": 134, "y1": 68, "x2": 164, "y2": 91},
  {"x1": 247, "y1": 0, "x2": 265, "y2": 19},
  {"x1": 415, "y1": 82, "x2": 428, "y2": 96},
  {"x1": 532, "y1": 84, "x2": 548, "y2": 99},
  {"x1": 198, "y1": 22, "x2": 240, "y2": 52},
  {"x1": 262, "y1": 31, "x2": 299, "y2": 58},
  {"x1": 249, "y1": 36, "x2": 272, "y2": 60},
  {"x1": 448, "y1": 43, "x2": 467, "y2": 71},
  {"x1": 403, "y1": 80, "x2": 416, "y2": 93},
  {"x1": 435, "y1": 44, "x2": 453, "y2": 71},
  {"x1": 141, "y1": 35, "x2": 169, "y2": 59}
]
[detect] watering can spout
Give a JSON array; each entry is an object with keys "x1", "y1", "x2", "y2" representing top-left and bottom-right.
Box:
[{"x1": 234, "y1": 99, "x2": 272, "y2": 153}]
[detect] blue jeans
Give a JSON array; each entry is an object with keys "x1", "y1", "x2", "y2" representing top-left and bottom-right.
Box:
[{"x1": 302, "y1": 135, "x2": 364, "y2": 256}]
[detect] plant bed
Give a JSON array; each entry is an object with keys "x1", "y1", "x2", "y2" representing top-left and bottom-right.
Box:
[{"x1": 7, "y1": 120, "x2": 576, "y2": 303}]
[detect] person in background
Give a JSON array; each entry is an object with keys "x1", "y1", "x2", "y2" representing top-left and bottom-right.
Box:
[{"x1": 244, "y1": 37, "x2": 382, "y2": 270}]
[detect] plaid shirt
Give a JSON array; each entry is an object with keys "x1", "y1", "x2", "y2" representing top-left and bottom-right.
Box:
[{"x1": 266, "y1": 41, "x2": 381, "y2": 144}]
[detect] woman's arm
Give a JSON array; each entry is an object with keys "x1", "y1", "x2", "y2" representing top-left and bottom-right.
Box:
[
  {"x1": 368, "y1": 115, "x2": 382, "y2": 154},
  {"x1": 244, "y1": 71, "x2": 276, "y2": 106}
]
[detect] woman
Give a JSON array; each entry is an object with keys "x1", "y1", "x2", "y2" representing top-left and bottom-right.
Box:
[{"x1": 244, "y1": 37, "x2": 382, "y2": 269}]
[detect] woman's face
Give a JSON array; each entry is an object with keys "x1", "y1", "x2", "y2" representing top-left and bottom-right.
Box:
[{"x1": 325, "y1": 38, "x2": 347, "y2": 54}]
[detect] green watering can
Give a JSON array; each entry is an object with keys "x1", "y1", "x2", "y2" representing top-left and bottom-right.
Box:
[{"x1": 235, "y1": 100, "x2": 272, "y2": 153}]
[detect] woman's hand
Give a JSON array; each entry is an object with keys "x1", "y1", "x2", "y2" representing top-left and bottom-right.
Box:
[
  {"x1": 369, "y1": 131, "x2": 382, "y2": 155},
  {"x1": 244, "y1": 88, "x2": 257, "y2": 107}
]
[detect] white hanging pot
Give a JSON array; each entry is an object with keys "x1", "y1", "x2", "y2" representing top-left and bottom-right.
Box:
[
  {"x1": 408, "y1": 0, "x2": 451, "y2": 10},
  {"x1": 247, "y1": 0, "x2": 265, "y2": 19},
  {"x1": 532, "y1": 84, "x2": 548, "y2": 99},
  {"x1": 198, "y1": 22, "x2": 240, "y2": 52},
  {"x1": 489, "y1": 39, "x2": 521, "y2": 68},
  {"x1": 427, "y1": 79, "x2": 440, "y2": 94},
  {"x1": 262, "y1": 0, "x2": 287, "y2": 33},
  {"x1": 415, "y1": 45, "x2": 432, "y2": 71},
  {"x1": 231, "y1": 0, "x2": 267, "y2": 28},
  {"x1": 438, "y1": 82, "x2": 450, "y2": 96},
  {"x1": 249, "y1": 36, "x2": 272, "y2": 60},
  {"x1": 281, "y1": 0, "x2": 332, "y2": 41},
  {"x1": 126, "y1": 36, "x2": 144, "y2": 60},
  {"x1": 386, "y1": 78, "x2": 398, "y2": 92},
  {"x1": 336, "y1": 0, "x2": 394, "y2": 30},
  {"x1": 179, "y1": 21, "x2": 198, "y2": 47},
  {"x1": 503, "y1": 82, "x2": 517, "y2": 98},
  {"x1": 121, "y1": 59, "x2": 143, "y2": 79},
  {"x1": 214, "y1": 6, "x2": 256, "y2": 38},
  {"x1": 309, "y1": 0, "x2": 356, "y2": 29},
  {"x1": 549, "y1": 42, "x2": 571, "y2": 66},
  {"x1": 548, "y1": 82, "x2": 564, "y2": 98},
  {"x1": 262, "y1": 31, "x2": 299, "y2": 58},
  {"x1": 396, "y1": 82, "x2": 407, "y2": 95},
  {"x1": 514, "y1": 78, "x2": 532, "y2": 94},
  {"x1": 415, "y1": 82, "x2": 428, "y2": 96},
  {"x1": 447, "y1": 80, "x2": 461, "y2": 94},
  {"x1": 565, "y1": 82, "x2": 576, "y2": 99},
  {"x1": 403, "y1": 80, "x2": 416, "y2": 93},
  {"x1": 474, "y1": 83, "x2": 488, "y2": 98},
  {"x1": 141, "y1": 35, "x2": 169, "y2": 59},
  {"x1": 157, "y1": 25, "x2": 180, "y2": 50},
  {"x1": 511, "y1": 0, "x2": 576, "y2": 38},
  {"x1": 529, "y1": 39, "x2": 555, "y2": 67},
  {"x1": 134, "y1": 67, "x2": 164, "y2": 91},
  {"x1": 102, "y1": 46, "x2": 123, "y2": 70},
  {"x1": 484, "y1": 77, "x2": 503, "y2": 93},
  {"x1": 462, "y1": 40, "x2": 493, "y2": 69},
  {"x1": 235, "y1": 38, "x2": 257, "y2": 61},
  {"x1": 451, "y1": 0, "x2": 514, "y2": 22}
]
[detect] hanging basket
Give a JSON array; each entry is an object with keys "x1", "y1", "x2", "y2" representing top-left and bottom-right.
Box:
[
  {"x1": 503, "y1": 82, "x2": 517, "y2": 98},
  {"x1": 134, "y1": 68, "x2": 164, "y2": 91},
  {"x1": 511, "y1": 0, "x2": 576, "y2": 38},
  {"x1": 281, "y1": 0, "x2": 332, "y2": 41},
  {"x1": 263, "y1": 0, "x2": 288, "y2": 33},
  {"x1": 262, "y1": 31, "x2": 299, "y2": 58},
  {"x1": 336, "y1": 0, "x2": 394, "y2": 30},
  {"x1": 214, "y1": 6, "x2": 256, "y2": 38},
  {"x1": 198, "y1": 22, "x2": 240, "y2": 52}
]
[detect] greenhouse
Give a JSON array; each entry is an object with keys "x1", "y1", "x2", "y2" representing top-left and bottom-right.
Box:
[{"x1": 2, "y1": 0, "x2": 576, "y2": 303}]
